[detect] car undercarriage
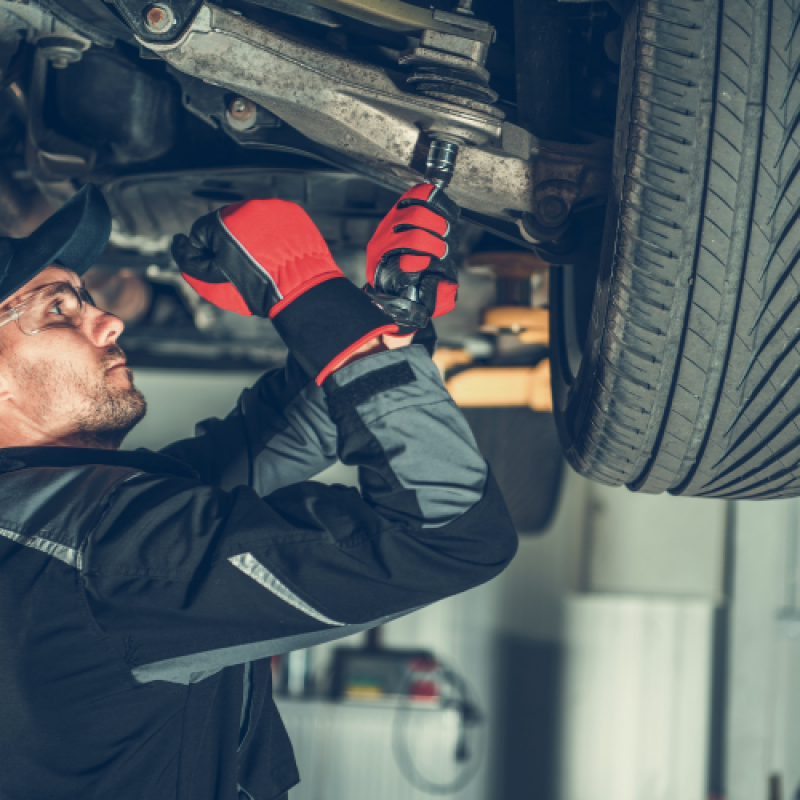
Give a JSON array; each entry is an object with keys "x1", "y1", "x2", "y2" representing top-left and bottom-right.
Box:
[{"x1": 5, "y1": 0, "x2": 800, "y2": 500}]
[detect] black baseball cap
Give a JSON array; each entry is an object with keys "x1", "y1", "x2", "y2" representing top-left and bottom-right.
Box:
[{"x1": 0, "y1": 184, "x2": 111, "y2": 305}]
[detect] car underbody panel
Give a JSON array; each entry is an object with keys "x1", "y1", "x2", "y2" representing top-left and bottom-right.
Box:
[
  {"x1": 2, "y1": 0, "x2": 615, "y2": 247},
  {"x1": 134, "y1": 3, "x2": 611, "y2": 236}
]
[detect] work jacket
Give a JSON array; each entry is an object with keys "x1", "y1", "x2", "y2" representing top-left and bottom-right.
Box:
[{"x1": 0, "y1": 345, "x2": 517, "y2": 800}]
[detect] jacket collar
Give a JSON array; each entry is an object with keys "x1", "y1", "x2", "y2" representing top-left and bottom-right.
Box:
[{"x1": 0, "y1": 446, "x2": 199, "y2": 480}]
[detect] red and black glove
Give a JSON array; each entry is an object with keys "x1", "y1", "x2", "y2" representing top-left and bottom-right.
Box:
[
  {"x1": 171, "y1": 199, "x2": 398, "y2": 384},
  {"x1": 366, "y1": 184, "x2": 460, "y2": 333}
]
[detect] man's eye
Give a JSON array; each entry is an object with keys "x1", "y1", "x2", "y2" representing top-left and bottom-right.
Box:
[{"x1": 48, "y1": 301, "x2": 65, "y2": 316}]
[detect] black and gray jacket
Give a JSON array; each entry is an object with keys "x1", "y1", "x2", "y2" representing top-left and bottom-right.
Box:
[{"x1": 0, "y1": 345, "x2": 517, "y2": 800}]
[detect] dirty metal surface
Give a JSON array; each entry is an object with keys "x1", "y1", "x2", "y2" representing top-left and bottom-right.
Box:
[
  {"x1": 140, "y1": 3, "x2": 611, "y2": 223},
  {"x1": 110, "y1": 0, "x2": 202, "y2": 42}
]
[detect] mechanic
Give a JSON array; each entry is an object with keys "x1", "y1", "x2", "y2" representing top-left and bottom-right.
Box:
[{"x1": 0, "y1": 183, "x2": 517, "y2": 800}]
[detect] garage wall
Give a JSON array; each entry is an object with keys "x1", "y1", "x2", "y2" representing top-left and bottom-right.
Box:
[
  {"x1": 726, "y1": 499, "x2": 800, "y2": 800},
  {"x1": 122, "y1": 369, "x2": 261, "y2": 452},
  {"x1": 554, "y1": 484, "x2": 727, "y2": 800},
  {"x1": 585, "y1": 484, "x2": 727, "y2": 599}
]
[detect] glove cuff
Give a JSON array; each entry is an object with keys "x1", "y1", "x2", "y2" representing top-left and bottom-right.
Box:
[{"x1": 271, "y1": 277, "x2": 398, "y2": 384}]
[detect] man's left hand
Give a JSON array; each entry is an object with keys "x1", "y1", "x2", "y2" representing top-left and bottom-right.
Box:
[{"x1": 171, "y1": 199, "x2": 399, "y2": 384}]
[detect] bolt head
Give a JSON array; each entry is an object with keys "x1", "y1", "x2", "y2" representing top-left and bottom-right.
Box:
[
  {"x1": 40, "y1": 43, "x2": 83, "y2": 68},
  {"x1": 537, "y1": 195, "x2": 569, "y2": 226},
  {"x1": 228, "y1": 97, "x2": 255, "y2": 122},
  {"x1": 144, "y1": 4, "x2": 174, "y2": 33}
]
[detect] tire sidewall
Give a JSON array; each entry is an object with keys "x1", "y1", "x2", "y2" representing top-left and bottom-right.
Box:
[{"x1": 549, "y1": 0, "x2": 639, "y2": 478}]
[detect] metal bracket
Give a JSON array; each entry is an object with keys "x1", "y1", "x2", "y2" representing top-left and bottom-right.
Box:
[
  {"x1": 136, "y1": 3, "x2": 611, "y2": 226},
  {"x1": 109, "y1": 0, "x2": 203, "y2": 42}
]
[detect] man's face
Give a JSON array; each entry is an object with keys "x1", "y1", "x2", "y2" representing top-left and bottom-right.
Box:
[{"x1": 0, "y1": 266, "x2": 146, "y2": 449}]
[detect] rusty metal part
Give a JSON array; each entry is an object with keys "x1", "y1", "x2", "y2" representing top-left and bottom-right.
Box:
[
  {"x1": 516, "y1": 178, "x2": 585, "y2": 242},
  {"x1": 450, "y1": 138, "x2": 609, "y2": 225},
  {"x1": 538, "y1": 194, "x2": 568, "y2": 226},
  {"x1": 110, "y1": 0, "x2": 202, "y2": 42},
  {"x1": 297, "y1": 0, "x2": 494, "y2": 42},
  {"x1": 228, "y1": 97, "x2": 254, "y2": 120},
  {"x1": 226, "y1": 96, "x2": 257, "y2": 129},
  {"x1": 138, "y1": 3, "x2": 611, "y2": 223},
  {"x1": 143, "y1": 5, "x2": 501, "y2": 149},
  {"x1": 144, "y1": 4, "x2": 176, "y2": 33}
]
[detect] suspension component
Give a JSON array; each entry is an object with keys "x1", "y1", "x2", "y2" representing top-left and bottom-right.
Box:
[
  {"x1": 379, "y1": 3, "x2": 503, "y2": 329},
  {"x1": 400, "y1": 6, "x2": 503, "y2": 122},
  {"x1": 424, "y1": 139, "x2": 459, "y2": 189}
]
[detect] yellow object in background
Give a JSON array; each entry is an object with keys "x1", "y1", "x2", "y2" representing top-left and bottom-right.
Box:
[
  {"x1": 432, "y1": 346, "x2": 474, "y2": 378},
  {"x1": 445, "y1": 361, "x2": 552, "y2": 413}
]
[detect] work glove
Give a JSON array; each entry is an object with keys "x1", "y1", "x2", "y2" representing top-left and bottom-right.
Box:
[
  {"x1": 171, "y1": 199, "x2": 398, "y2": 384},
  {"x1": 366, "y1": 184, "x2": 460, "y2": 333}
]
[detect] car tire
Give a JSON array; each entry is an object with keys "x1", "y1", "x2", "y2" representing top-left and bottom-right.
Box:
[{"x1": 550, "y1": 0, "x2": 800, "y2": 498}]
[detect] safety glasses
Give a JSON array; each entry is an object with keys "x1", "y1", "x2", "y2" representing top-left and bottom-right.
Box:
[{"x1": 0, "y1": 282, "x2": 97, "y2": 336}]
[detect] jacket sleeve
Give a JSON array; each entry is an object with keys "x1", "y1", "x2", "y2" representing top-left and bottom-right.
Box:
[
  {"x1": 159, "y1": 352, "x2": 338, "y2": 493},
  {"x1": 82, "y1": 345, "x2": 518, "y2": 686}
]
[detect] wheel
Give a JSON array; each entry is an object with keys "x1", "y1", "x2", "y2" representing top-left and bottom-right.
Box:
[{"x1": 550, "y1": 0, "x2": 800, "y2": 498}]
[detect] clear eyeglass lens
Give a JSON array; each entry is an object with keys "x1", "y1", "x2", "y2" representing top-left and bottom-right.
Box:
[{"x1": 18, "y1": 284, "x2": 84, "y2": 335}]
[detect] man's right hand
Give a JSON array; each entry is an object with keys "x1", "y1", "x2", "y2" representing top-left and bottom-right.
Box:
[{"x1": 172, "y1": 200, "x2": 399, "y2": 384}]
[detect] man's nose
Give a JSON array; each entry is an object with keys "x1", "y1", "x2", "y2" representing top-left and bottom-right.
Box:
[{"x1": 85, "y1": 305, "x2": 124, "y2": 346}]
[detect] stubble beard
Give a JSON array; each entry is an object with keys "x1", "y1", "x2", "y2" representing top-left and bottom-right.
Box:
[
  {"x1": 73, "y1": 368, "x2": 147, "y2": 449},
  {"x1": 11, "y1": 345, "x2": 147, "y2": 450}
]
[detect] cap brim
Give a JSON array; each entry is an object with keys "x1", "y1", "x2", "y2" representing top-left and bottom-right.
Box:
[{"x1": 0, "y1": 184, "x2": 111, "y2": 304}]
